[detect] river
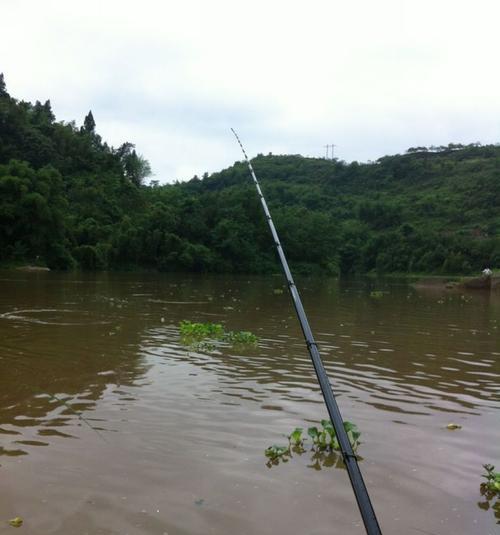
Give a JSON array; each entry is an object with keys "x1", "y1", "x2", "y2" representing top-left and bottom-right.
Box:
[{"x1": 0, "y1": 270, "x2": 499, "y2": 534}]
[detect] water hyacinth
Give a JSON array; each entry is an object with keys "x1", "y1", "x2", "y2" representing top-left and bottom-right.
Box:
[
  {"x1": 479, "y1": 464, "x2": 500, "y2": 524},
  {"x1": 288, "y1": 427, "x2": 304, "y2": 447},
  {"x1": 179, "y1": 320, "x2": 258, "y2": 347},
  {"x1": 179, "y1": 320, "x2": 225, "y2": 340},
  {"x1": 266, "y1": 419, "x2": 361, "y2": 467},
  {"x1": 482, "y1": 464, "x2": 500, "y2": 494},
  {"x1": 265, "y1": 445, "x2": 290, "y2": 462}
]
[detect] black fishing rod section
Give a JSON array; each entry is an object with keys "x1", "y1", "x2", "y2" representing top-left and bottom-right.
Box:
[{"x1": 231, "y1": 129, "x2": 382, "y2": 535}]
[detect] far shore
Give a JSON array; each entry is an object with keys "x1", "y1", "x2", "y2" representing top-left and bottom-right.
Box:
[
  {"x1": 15, "y1": 265, "x2": 51, "y2": 272},
  {"x1": 2, "y1": 265, "x2": 499, "y2": 288},
  {"x1": 413, "y1": 274, "x2": 500, "y2": 291}
]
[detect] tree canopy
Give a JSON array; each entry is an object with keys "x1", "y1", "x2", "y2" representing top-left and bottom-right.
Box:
[{"x1": 1, "y1": 73, "x2": 499, "y2": 275}]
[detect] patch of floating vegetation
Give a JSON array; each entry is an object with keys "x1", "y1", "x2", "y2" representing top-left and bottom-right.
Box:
[
  {"x1": 265, "y1": 420, "x2": 361, "y2": 468},
  {"x1": 179, "y1": 321, "x2": 258, "y2": 349},
  {"x1": 479, "y1": 464, "x2": 500, "y2": 524},
  {"x1": 482, "y1": 464, "x2": 500, "y2": 493},
  {"x1": 180, "y1": 321, "x2": 224, "y2": 340}
]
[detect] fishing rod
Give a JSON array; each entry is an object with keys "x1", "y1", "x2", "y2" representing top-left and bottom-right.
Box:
[{"x1": 231, "y1": 129, "x2": 382, "y2": 535}]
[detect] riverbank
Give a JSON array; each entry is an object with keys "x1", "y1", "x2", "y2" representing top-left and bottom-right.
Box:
[
  {"x1": 15, "y1": 265, "x2": 51, "y2": 272},
  {"x1": 412, "y1": 274, "x2": 500, "y2": 291}
]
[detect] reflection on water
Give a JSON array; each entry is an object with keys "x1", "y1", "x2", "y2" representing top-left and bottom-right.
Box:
[
  {"x1": 0, "y1": 270, "x2": 499, "y2": 535},
  {"x1": 265, "y1": 445, "x2": 358, "y2": 472}
]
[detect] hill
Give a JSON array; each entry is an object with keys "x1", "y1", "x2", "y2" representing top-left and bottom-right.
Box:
[{"x1": 1, "y1": 74, "x2": 499, "y2": 275}]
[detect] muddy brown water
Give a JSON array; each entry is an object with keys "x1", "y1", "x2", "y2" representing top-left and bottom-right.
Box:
[{"x1": 0, "y1": 271, "x2": 499, "y2": 535}]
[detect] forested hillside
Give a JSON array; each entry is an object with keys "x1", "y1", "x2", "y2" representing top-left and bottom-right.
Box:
[{"x1": 1, "y1": 74, "x2": 499, "y2": 275}]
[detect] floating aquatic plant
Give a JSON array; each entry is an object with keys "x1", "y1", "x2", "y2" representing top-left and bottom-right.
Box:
[
  {"x1": 179, "y1": 320, "x2": 225, "y2": 340},
  {"x1": 288, "y1": 427, "x2": 304, "y2": 447},
  {"x1": 308, "y1": 420, "x2": 360, "y2": 451},
  {"x1": 265, "y1": 445, "x2": 290, "y2": 463},
  {"x1": 179, "y1": 321, "x2": 258, "y2": 348},
  {"x1": 479, "y1": 464, "x2": 500, "y2": 524},
  {"x1": 482, "y1": 464, "x2": 500, "y2": 494},
  {"x1": 266, "y1": 419, "x2": 361, "y2": 468},
  {"x1": 224, "y1": 330, "x2": 258, "y2": 345},
  {"x1": 343, "y1": 421, "x2": 361, "y2": 450}
]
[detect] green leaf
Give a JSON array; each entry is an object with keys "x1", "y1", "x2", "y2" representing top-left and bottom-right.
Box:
[
  {"x1": 289, "y1": 427, "x2": 303, "y2": 446},
  {"x1": 343, "y1": 421, "x2": 361, "y2": 446},
  {"x1": 321, "y1": 419, "x2": 335, "y2": 439},
  {"x1": 307, "y1": 426, "x2": 319, "y2": 440},
  {"x1": 265, "y1": 445, "x2": 289, "y2": 460},
  {"x1": 343, "y1": 421, "x2": 356, "y2": 432}
]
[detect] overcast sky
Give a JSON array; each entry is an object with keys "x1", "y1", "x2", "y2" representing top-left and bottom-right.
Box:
[{"x1": 2, "y1": 0, "x2": 500, "y2": 182}]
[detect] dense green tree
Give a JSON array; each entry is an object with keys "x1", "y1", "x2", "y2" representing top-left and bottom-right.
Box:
[
  {"x1": 115, "y1": 142, "x2": 152, "y2": 186},
  {"x1": 0, "y1": 73, "x2": 8, "y2": 98},
  {"x1": 82, "y1": 110, "x2": 96, "y2": 134},
  {"x1": 0, "y1": 76, "x2": 499, "y2": 275}
]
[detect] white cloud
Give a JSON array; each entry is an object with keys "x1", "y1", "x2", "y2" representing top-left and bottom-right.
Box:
[{"x1": 2, "y1": 0, "x2": 500, "y2": 181}]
